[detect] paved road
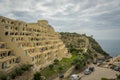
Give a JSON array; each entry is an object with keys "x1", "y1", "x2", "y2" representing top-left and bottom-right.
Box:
[{"x1": 80, "y1": 66, "x2": 119, "y2": 80}]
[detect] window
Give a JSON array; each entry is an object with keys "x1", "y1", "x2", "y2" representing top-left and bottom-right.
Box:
[
  {"x1": 11, "y1": 22, "x2": 14, "y2": 24},
  {"x1": 23, "y1": 28, "x2": 25, "y2": 31},
  {"x1": 20, "y1": 32, "x2": 22, "y2": 35},
  {"x1": 5, "y1": 32, "x2": 8, "y2": 35},
  {"x1": 3, "y1": 53, "x2": 6, "y2": 57},
  {"x1": 11, "y1": 38, "x2": 14, "y2": 42},
  {"x1": 2, "y1": 62, "x2": 7, "y2": 69},
  {"x1": 13, "y1": 59, "x2": 14, "y2": 62},
  {"x1": 24, "y1": 50, "x2": 27, "y2": 56},
  {"x1": 32, "y1": 57, "x2": 34, "y2": 61},
  {"x1": 39, "y1": 55, "x2": 41, "y2": 58},
  {"x1": 9, "y1": 60, "x2": 12, "y2": 64},
  {"x1": 5, "y1": 26, "x2": 9, "y2": 29},
  {"x1": 10, "y1": 32, "x2": 14, "y2": 35},
  {"x1": 15, "y1": 27, "x2": 18, "y2": 30},
  {"x1": 8, "y1": 51, "x2": 11, "y2": 56},
  {"x1": 0, "y1": 54, "x2": 2, "y2": 58},
  {"x1": 16, "y1": 57, "x2": 20, "y2": 63},
  {"x1": 15, "y1": 32, "x2": 18, "y2": 35},
  {"x1": 1, "y1": 19, "x2": 5, "y2": 22},
  {"x1": 36, "y1": 43, "x2": 39, "y2": 46},
  {"x1": 21, "y1": 37, "x2": 23, "y2": 41}
]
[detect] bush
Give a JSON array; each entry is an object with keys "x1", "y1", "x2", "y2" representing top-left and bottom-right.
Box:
[
  {"x1": 21, "y1": 64, "x2": 31, "y2": 71},
  {"x1": 0, "y1": 74, "x2": 7, "y2": 80},
  {"x1": 33, "y1": 72, "x2": 42, "y2": 80},
  {"x1": 49, "y1": 64, "x2": 54, "y2": 70},
  {"x1": 72, "y1": 56, "x2": 86, "y2": 70},
  {"x1": 54, "y1": 59, "x2": 59, "y2": 64},
  {"x1": 58, "y1": 66, "x2": 63, "y2": 73},
  {"x1": 101, "y1": 78, "x2": 109, "y2": 80},
  {"x1": 117, "y1": 74, "x2": 120, "y2": 79},
  {"x1": 10, "y1": 72, "x2": 17, "y2": 79},
  {"x1": 15, "y1": 68, "x2": 24, "y2": 76},
  {"x1": 10, "y1": 64, "x2": 32, "y2": 79}
]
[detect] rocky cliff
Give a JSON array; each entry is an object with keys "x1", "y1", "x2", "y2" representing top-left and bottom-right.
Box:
[{"x1": 60, "y1": 32, "x2": 109, "y2": 59}]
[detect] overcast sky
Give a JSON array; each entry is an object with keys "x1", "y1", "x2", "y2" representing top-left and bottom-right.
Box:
[{"x1": 0, "y1": 0, "x2": 120, "y2": 40}]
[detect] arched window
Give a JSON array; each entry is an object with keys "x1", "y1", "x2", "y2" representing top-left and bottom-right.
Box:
[
  {"x1": 5, "y1": 26, "x2": 9, "y2": 29},
  {"x1": 1, "y1": 19, "x2": 5, "y2": 22},
  {"x1": 5, "y1": 32, "x2": 8, "y2": 35},
  {"x1": 15, "y1": 27, "x2": 18, "y2": 30},
  {"x1": 8, "y1": 51, "x2": 11, "y2": 56},
  {"x1": 11, "y1": 21, "x2": 14, "y2": 24},
  {"x1": 15, "y1": 32, "x2": 18, "y2": 35}
]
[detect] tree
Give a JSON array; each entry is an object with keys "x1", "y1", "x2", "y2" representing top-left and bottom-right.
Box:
[
  {"x1": 33, "y1": 72, "x2": 42, "y2": 80},
  {"x1": 49, "y1": 64, "x2": 54, "y2": 70},
  {"x1": 72, "y1": 56, "x2": 86, "y2": 69},
  {"x1": 54, "y1": 59, "x2": 59, "y2": 64},
  {"x1": 117, "y1": 74, "x2": 120, "y2": 79},
  {"x1": 58, "y1": 66, "x2": 63, "y2": 73},
  {"x1": 0, "y1": 74, "x2": 7, "y2": 80}
]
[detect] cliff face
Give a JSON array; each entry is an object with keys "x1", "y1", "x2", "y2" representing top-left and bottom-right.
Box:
[{"x1": 60, "y1": 32, "x2": 108, "y2": 59}]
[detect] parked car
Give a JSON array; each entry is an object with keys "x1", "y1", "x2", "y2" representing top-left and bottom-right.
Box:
[
  {"x1": 105, "y1": 59, "x2": 110, "y2": 62},
  {"x1": 59, "y1": 74, "x2": 64, "y2": 79},
  {"x1": 93, "y1": 61, "x2": 97, "y2": 64},
  {"x1": 84, "y1": 68, "x2": 92, "y2": 75},
  {"x1": 89, "y1": 67, "x2": 95, "y2": 72},
  {"x1": 70, "y1": 74, "x2": 81, "y2": 80},
  {"x1": 97, "y1": 59, "x2": 103, "y2": 63},
  {"x1": 114, "y1": 66, "x2": 120, "y2": 72}
]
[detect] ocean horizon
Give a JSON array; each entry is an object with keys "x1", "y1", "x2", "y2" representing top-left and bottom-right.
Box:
[{"x1": 97, "y1": 39, "x2": 120, "y2": 57}]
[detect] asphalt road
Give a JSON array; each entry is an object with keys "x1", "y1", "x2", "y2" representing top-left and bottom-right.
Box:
[{"x1": 80, "y1": 65, "x2": 119, "y2": 80}]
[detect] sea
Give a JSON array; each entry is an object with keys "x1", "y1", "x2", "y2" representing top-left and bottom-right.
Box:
[{"x1": 97, "y1": 40, "x2": 120, "y2": 57}]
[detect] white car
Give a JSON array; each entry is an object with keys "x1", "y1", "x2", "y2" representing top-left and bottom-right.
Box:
[
  {"x1": 84, "y1": 68, "x2": 92, "y2": 75},
  {"x1": 70, "y1": 74, "x2": 81, "y2": 80}
]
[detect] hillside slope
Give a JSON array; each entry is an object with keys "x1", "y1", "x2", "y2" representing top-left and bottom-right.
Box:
[{"x1": 60, "y1": 32, "x2": 109, "y2": 59}]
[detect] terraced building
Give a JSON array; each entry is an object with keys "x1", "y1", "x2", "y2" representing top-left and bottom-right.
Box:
[{"x1": 0, "y1": 16, "x2": 69, "y2": 72}]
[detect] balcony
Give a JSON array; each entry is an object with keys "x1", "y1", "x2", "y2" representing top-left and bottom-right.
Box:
[
  {"x1": 0, "y1": 43, "x2": 6, "y2": 49},
  {"x1": 0, "y1": 56, "x2": 16, "y2": 63}
]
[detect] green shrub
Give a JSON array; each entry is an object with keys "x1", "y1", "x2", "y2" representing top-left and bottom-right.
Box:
[
  {"x1": 101, "y1": 78, "x2": 109, "y2": 80},
  {"x1": 54, "y1": 59, "x2": 59, "y2": 64},
  {"x1": 0, "y1": 74, "x2": 7, "y2": 80},
  {"x1": 15, "y1": 68, "x2": 24, "y2": 76},
  {"x1": 58, "y1": 66, "x2": 63, "y2": 73},
  {"x1": 117, "y1": 74, "x2": 120, "y2": 79},
  {"x1": 33, "y1": 72, "x2": 42, "y2": 80},
  {"x1": 72, "y1": 55, "x2": 86, "y2": 70},
  {"x1": 10, "y1": 72, "x2": 17, "y2": 79},
  {"x1": 49, "y1": 64, "x2": 54, "y2": 70},
  {"x1": 10, "y1": 64, "x2": 32, "y2": 79}
]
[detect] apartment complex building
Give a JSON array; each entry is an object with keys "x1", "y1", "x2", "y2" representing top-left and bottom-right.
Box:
[{"x1": 0, "y1": 16, "x2": 69, "y2": 72}]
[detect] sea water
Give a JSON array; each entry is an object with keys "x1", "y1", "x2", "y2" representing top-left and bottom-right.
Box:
[{"x1": 97, "y1": 40, "x2": 120, "y2": 57}]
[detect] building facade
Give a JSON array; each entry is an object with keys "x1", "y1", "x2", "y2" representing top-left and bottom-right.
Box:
[{"x1": 0, "y1": 16, "x2": 69, "y2": 72}]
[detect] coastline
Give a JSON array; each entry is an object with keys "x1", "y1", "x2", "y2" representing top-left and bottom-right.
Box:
[{"x1": 97, "y1": 39, "x2": 120, "y2": 57}]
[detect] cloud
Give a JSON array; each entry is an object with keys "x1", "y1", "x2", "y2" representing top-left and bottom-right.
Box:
[{"x1": 0, "y1": 0, "x2": 120, "y2": 40}]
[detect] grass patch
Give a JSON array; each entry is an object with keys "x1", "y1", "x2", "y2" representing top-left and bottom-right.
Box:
[{"x1": 40, "y1": 55, "x2": 77, "y2": 79}]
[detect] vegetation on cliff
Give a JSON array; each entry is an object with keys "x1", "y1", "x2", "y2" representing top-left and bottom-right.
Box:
[
  {"x1": 60, "y1": 32, "x2": 108, "y2": 57},
  {"x1": 87, "y1": 36, "x2": 108, "y2": 56}
]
